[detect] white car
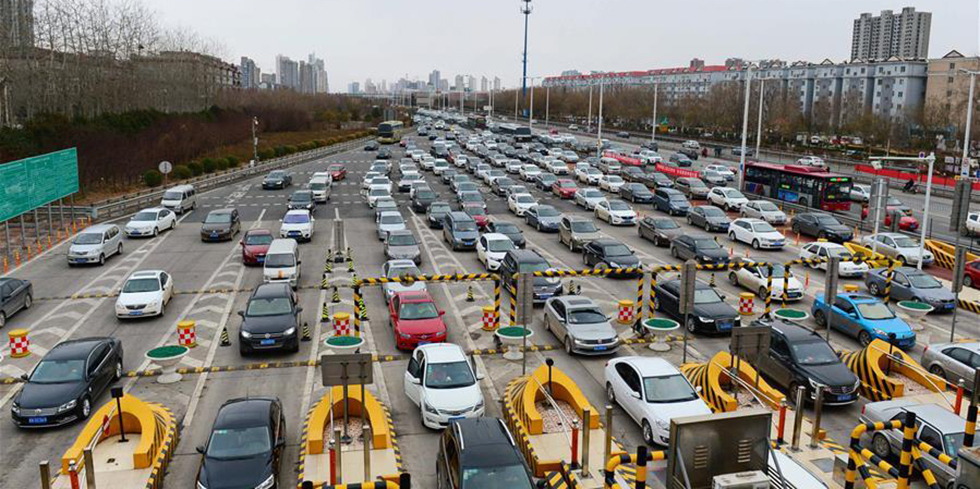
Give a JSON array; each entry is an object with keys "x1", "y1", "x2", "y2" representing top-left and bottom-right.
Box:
[
  {"x1": 475, "y1": 164, "x2": 492, "y2": 181},
  {"x1": 368, "y1": 176, "x2": 392, "y2": 193},
  {"x1": 598, "y1": 174, "x2": 625, "y2": 193},
  {"x1": 505, "y1": 160, "x2": 523, "y2": 174},
  {"x1": 637, "y1": 150, "x2": 662, "y2": 165},
  {"x1": 360, "y1": 173, "x2": 380, "y2": 191},
  {"x1": 574, "y1": 188, "x2": 607, "y2": 210},
  {"x1": 728, "y1": 260, "x2": 804, "y2": 302},
  {"x1": 796, "y1": 156, "x2": 826, "y2": 168},
  {"x1": 410, "y1": 151, "x2": 424, "y2": 163},
  {"x1": 703, "y1": 164, "x2": 734, "y2": 181},
  {"x1": 728, "y1": 218, "x2": 785, "y2": 250},
  {"x1": 420, "y1": 156, "x2": 436, "y2": 170},
  {"x1": 579, "y1": 167, "x2": 602, "y2": 185},
  {"x1": 561, "y1": 151, "x2": 580, "y2": 163},
  {"x1": 404, "y1": 343, "x2": 485, "y2": 429},
  {"x1": 454, "y1": 155, "x2": 469, "y2": 168},
  {"x1": 115, "y1": 270, "x2": 174, "y2": 319},
  {"x1": 376, "y1": 211, "x2": 406, "y2": 241},
  {"x1": 280, "y1": 209, "x2": 315, "y2": 242},
  {"x1": 507, "y1": 193, "x2": 538, "y2": 217},
  {"x1": 708, "y1": 187, "x2": 749, "y2": 211},
  {"x1": 477, "y1": 233, "x2": 515, "y2": 271},
  {"x1": 520, "y1": 164, "x2": 542, "y2": 182},
  {"x1": 382, "y1": 260, "x2": 426, "y2": 303},
  {"x1": 432, "y1": 159, "x2": 450, "y2": 175},
  {"x1": 595, "y1": 199, "x2": 637, "y2": 226},
  {"x1": 124, "y1": 207, "x2": 177, "y2": 237},
  {"x1": 546, "y1": 159, "x2": 569, "y2": 175},
  {"x1": 483, "y1": 169, "x2": 506, "y2": 186},
  {"x1": 605, "y1": 356, "x2": 711, "y2": 446},
  {"x1": 861, "y1": 233, "x2": 934, "y2": 266},
  {"x1": 366, "y1": 187, "x2": 392, "y2": 208},
  {"x1": 799, "y1": 242, "x2": 870, "y2": 277},
  {"x1": 850, "y1": 184, "x2": 871, "y2": 202},
  {"x1": 741, "y1": 200, "x2": 787, "y2": 225}
]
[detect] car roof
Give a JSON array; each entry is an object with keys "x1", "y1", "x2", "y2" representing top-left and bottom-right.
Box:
[
  {"x1": 417, "y1": 343, "x2": 467, "y2": 363},
  {"x1": 875, "y1": 402, "x2": 966, "y2": 433},
  {"x1": 246, "y1": 229, "x2": 272, "y2": 235},
  {"x1": 620, "y1": 356, "x2": 681, "y2": 377},
  {"x1": 129, "y1": 270, "x2": 164, "y2": 279},
  {"x1": 770, "y1": 320, "x2": 824, "y2": 342},
  {"x1": 80, "y1": 223, "x2": 118, "y2": 233},
  {"x1": 214, "y1": 397, "x2": 276, "y2": 429},
  {"x1": 46, "y1": 337, "x2": 110, "y2": 360},
  {"x1": 507, "y1": 249, "x2": 545, "y2": 262},
  {"x1": 592, "y1": 238, "x2": 623, "y2": 247},
  {"x1": 482, "y1": 232, "x2": 510, "y2": 242},
  {"x1": 930, "y1": 340, "x2": 980, "y2": 354},
  {"x1": 840, "y1": 293, "x2": 878, "y2": 304},
  {"x1": 209, "y1": 208, "x2": 236, "y2": 214},
  {"x1": 876, "y1": 232, "x2": 905, "y2": 238},
  {"x1": 284, "y1": 209, "x2": 310, "y2": 216},
  {"x1": 554, "y1": 296, "x2": 598, "y2": 308},
  {"x1": 394, "y1": 291, "x2": 433, "y2": 303},
  {"x1": 253, "y1": 282, "x2": 292, "y2": 299},
  {"x1": 452, "y1": 417, "x2": 521, "y2": 467}
]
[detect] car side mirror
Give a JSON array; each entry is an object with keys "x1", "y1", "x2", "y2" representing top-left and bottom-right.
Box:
[
  {"x1": 848, "y1": 312, "x2": 858, "y2": 318},
  {"x1": 438, "y1": 310, "x2": 445, "y2": 316},
  {"x1": 296, "y1": 307, "x2": 304, "y2": 314},
  {"x1": 630, "y1": 391, "x2": 641, "y2": 399},
  {"x1": 410, "y1": 376, "x2": 421, "y2": 385},
  {"x1": 20, "y1": 373, "x2": 28, "y2": 381},
  {"x1": 696, "y1": 385, "x2": 703, "y2": 393},
  {"x1": 237, "y1": 311, "x2": 245, "y2": 318},
  {"x1": 296, "y1": 260, "x2": 301, "y2": 265},
  {"x1": 275, "y1": 439, "x2": 286, "y2": 448},
  {"x1": 196, "y1": 445, "x2": 205, "y2": 454}
]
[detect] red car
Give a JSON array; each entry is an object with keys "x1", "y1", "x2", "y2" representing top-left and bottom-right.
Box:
[
  {"x1": 389, "y1": 291, "x2": 447, "y2": 350},
  {"x1": 861, "y1": 205, "x2": 919, "y2": 231},
  {"x1": 328, "y1": 164, "x2": 347, "y2": 181},
  {"x1": 963, "y1": 260, "x2": 980, "y2": 288},
  {"x1": 241, "y1": 229, "x2": 274, "y2": 265},
  {"x1": 462, "y1": 203, "x2": 489, "y2": 229},
  {"x1": 552, "y1": 179, "x2": 578, "y2": 199}
]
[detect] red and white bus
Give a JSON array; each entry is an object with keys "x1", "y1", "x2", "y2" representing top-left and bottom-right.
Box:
[{"x1": 743, "y1": 162, "x2": 853, "y2": 212}]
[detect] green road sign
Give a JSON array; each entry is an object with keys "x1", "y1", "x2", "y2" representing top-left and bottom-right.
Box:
[{"x1": 0, "y1": 148, "x2": 79, "y2": 222}]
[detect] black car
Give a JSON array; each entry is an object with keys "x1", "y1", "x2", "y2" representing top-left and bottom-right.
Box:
[
  {"x1": 377, "y1": 148, "x2": 393, "y2": 159},
  {"x1": 641, "y1": 141, "x2": 659, "y2": 152},
  {"x1": 238, "y1": 283, "x2": 302, "y2": 355},
  {"x1": 437, "y1": 417, "x2": 535, "y2": 489},
  {"x1": 616, "y1": 131, "x2": 630, "y2": 139},
  {"x1": 686, "y1": 205, "x2": 730, "y2": 232},
  {"x1": 679, "y1": 147, "x2": 700, "y2": 160},
  {"x1": 791, "y1": 213, "x2": 854, "y2": 243},
  {"x1": 427, "y1": 201, "x2": 452, "y2": 229},
  {"x1": 12, "y1": 337, "x2": 123, "y2": 427},
  {"x1": 492, "y1": 177, "x2": 517, "y2": 197},
  {"x1": 749, "y1": 318, "x2": 860, "y2": 405},
  {"x1": 670, "y1": 234, "x2": 729, "y2": 264},
  {"x1": 196, "y1": 397, "x2": 285, "y2": 489},
  {"x1": 364, "y1": 141, "x2": 379, "y2": 151},
  {"x1": 638, "y1": 217, "x2": 682, "y2": 247},
  {"x1": 411, "y1": 188, "x2": 438, "y2": 212},
  {"x1": 535, "y1": 173, "x2": 558, "y2": 191},
  {"x1": 287, "y1": 190, "x2": 316, "y2": 214},
  {"x1": 582, "y1": 238, "x2": 641, "y2": 276},
  {"x1": 0, "y1": 277, "x2": 33, "y2": 328},
  {"x1": 262, "y1": 170, "x2": 292, "y2": 190},
  {"x1": 486, "y1": 221, "x2": 525, "y2": 248},
  {"x1": 668, "y1": 153, "x2": 693, "y2": 167},
  {"x1": 619, "y1": 183, "x2": 654, "y2": 203},
  {"x1": 524, "y1": 205, "x2": 562, "y2": 233},
  {"x1": 441, "y1": 168, "x2": 458, "y2": 184},
  {"x1": 654, "y1": 279, "x2": 740, "y2": 334},
  {"x1": 201, "y1": 208, "x2": 241, "y2": 242},
  {"x1": 500, "y1": 250, "x2": 562, "y2": 305},
  {"x1": 621, "y1": 166, "x2": 645, "y2": 183},
  {"x1": 640, "y1": 172, "x2": 673, "y2": 190}
]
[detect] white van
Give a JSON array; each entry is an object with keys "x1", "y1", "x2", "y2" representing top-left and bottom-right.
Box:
[
  {"x1": 682, "y1": 140, "x2": 701, "y2": 150},
  {"x1": 308, "y1": 176, "x2": 332, "y2": 203},
  {"x1": 263, "y1": 239, "x2": 301, "y2": 288},
  {"x1": 160, "y1": 185, "x2": 197, "y2": 214}
]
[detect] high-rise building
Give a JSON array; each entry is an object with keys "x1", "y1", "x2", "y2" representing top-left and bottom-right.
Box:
[
  {"x1": 276, "y1": 55, "x2": 300, "y2": 89},
  {"x1": 429, "y1": 70, "x2": 441, "y2": 90},
  {"x1": 349, "y1": 82, "x2": 360, "y2": 94},
  {"x1": 239, "y1": 57, "x2": 261, "y2": 89},
  {"x1": 381, "y1": 79, "x2": 387, "y2": 93},
  {"x1": 299, "y1": 61, "x2": 316, "y2": 94},
  {"x1": 467, "y1": 75, "x2": 477, "y2": 92},
  {"x1": 0, "y1": 0, "x2": 34, "y2": 49},
  {"x1": 454, "y1": 75, "x2": 464, "y2": 91},
  {"x1": 308, "y1": 53, "x2": 328, "y2": 93},
  {"x1": 480, "y1": 76, "x2": 489, "y2": 92},
  {"x1": 925, "y1": 50, "x2": 980, "y2": 134},
  {"x1": 851, "y1": 7, "x2": 931, "y2": 61},
  {"x1": 259, "y1": 73, "x2": 277, "y2": 90},
  {"x1": 440, "y1": 79, "x2": 449, "y2": 92},
  {"x1": 493, "y1": 77, "x2": 501, "y2": 91}
]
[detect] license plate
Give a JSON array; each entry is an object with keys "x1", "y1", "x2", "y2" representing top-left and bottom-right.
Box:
[
  {"x1": 257, "y1": 257, "x2": 265, "y2": 263},
  {"x1": 593, "y1": 346, "x2": 608, "y2": 351},
  {"x1": 449, "y1": 416, "x2": 464, "y2": 422},
  {"x1": 211, "y1": 233, "x2": 218, "y2": 237},
  {"x1": 129, "y1": 311, "x2": 143, "y2": 316},
  {"x1": 945, "y1": 303, "x2": 954, "y2": 309},
  {"x1": 28, "y1": 417, "x2": 48, "y2": 424},
  {"x1": 837, "y1": 394, "x2": 855, "y2": 401},
  {"x1": 418, "y1": 341, "x2": 431, "y2": 346},
  {"x1": 718, "y1": 322, "x2": 732, "y2": 330},
  {"x1": 260, "y1": 339, "x2": 275, "y2": 346}
]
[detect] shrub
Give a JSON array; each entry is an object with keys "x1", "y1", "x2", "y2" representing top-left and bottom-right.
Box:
[
  {"x1": 315, "y1": 139, "x2": 326, "y2": 147},
  {"x1": 225, "y1": 156, "x2": 240, "y2": 167},
  {"x1": 258, "y1": 148, "x2": 275, "y2": 160},
  {"x1": 187, "y1": 161, "x2": 203, "y2": 176},
  {"x1": 143, "y1": 169, "x2": 163, "y2": 187},
  {"x1": 202, "y1": 158, "x2": 218, "y2": 173},
  {"x1": 172, "y1": 165, "x2": 192, "y2": 180},
  {"x1": 215, "y1": 159, "x2": 229, "y2": 171},
  {"x1": 274, "y1": 145, "x2": 287, "y2": 157},
  {"x1": 284, "y1": 145, "x2": 297, "y2": 154}
]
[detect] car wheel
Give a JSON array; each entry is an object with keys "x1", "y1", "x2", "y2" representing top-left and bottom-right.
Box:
[
  {"x1": 704, "y1": 222, "x2": 711, "y2": 232},
  {"x1": 759, "y1": 286, "x2": 769, "y2": 299},
  {"x1": 966, "y1": 275, "x2": 975, "y2": 288},
  {"x1": 153, "y1": 227, "x2": 159, "y2": 237},
  {"x1": 869, "y1": 282, "x2": 881, "y2": 296},
  {"x1": 858, "y1": 330, "x2": 873, "y2": 347},
  {"x1": 80, "y1": 397, "x2": 92, "y2": 419},
  {"x1": 642, "y1": 420, "x2": 656, "y2": 445},
  {"x1": 897, "y1": 255, "x2": 907, "y2": 266},
  {"x1": 0, "y1": 313, "x2": 5, "y2": 328},
  {"x1": 728, "y1": 272, "x2": 739, "y2": 286},
  {"x1": 24, "y1": 294, "x2": 33, "y2": 309},
  {"x1": 752, "y1": 239, "x2": 761, "y2": 250},
  {"x1": 114, "y1": 359, "x2": 123, "y2": 381},
  {"x1": 929, "y1": 364, "x2": 946, "y2": 380},
  {"x1": 606, "y1": 382, "x2": 616, "y2": 404},
  {"x1": 872, "y1": 433, "x2": 891, "y2": 459},
  {"x1": 170, "y1": 220, "x2": 176, "y2": 231},
  {"x1": 686, "y1": 317, "x2": 697, "y2": 334},
  {"x1": 670, "y1": 246, "x2": 678, "y2": 258},
  {"x1": 729, "y1": 232, "x2": 736, "y2": 242},
  {"x1": 814, "y1": 310, "x2": 826, "y2": 328},
  {"x1": 564, "y1": 337, "x2": 573, "y2": 355},
  {"x1": 159, "y1": 301, "x2": 166, "y2": 317},
  {"x1": 99, "y1": 254, "x2": 105, "y2": 266}
]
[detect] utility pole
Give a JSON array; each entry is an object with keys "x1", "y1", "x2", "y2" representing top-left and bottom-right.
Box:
[
  {"x1": 252, "y1": 117, "x2": 259, "y2": 162},
  {"x1": 596, "y1": 80, "x2": 604, "y2": 159},
  {"x1": 960, "y1": 70, "x2": 977, "y2": 172},
  {"x1": 587, "y1": 85, "x2": 593, "y2": 133},
  {"x1": 651, "y1": 82, "x2": 659, "y2": 143},
  {"x1": 738, "y1": 64, "x2": 754, "y2": 190},
  {"x1": 545, "y1": 85, "x2": 550, "y2": 127},
  {"x1": 756, "y1": 78, "x2": 765, "y2": 158},
  {"x1": 529, "y1": 78, "x2": 535, "y2": 131},
  {"x1": 520, "y1": 0, "x2": 533, "y2": 114}
]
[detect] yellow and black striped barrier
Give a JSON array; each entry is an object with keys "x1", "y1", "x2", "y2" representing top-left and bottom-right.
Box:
[{"x1": 603, "y1": 447, "x2": 665, "y2": 489}]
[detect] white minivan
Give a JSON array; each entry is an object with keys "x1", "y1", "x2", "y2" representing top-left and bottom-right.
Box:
[
  {"x1": 308, "y1": 176, "x2": 332, "y2": 203},
  {"x1": 263, "y1": 239, "x2": 301, "y2": 287},
  {"x1": 160, "y1": 185, "x2": 197, "y2": 214}
]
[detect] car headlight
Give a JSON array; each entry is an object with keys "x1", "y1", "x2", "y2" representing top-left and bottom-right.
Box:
[
  {"x1": 255, "y1": 474, "x2": 275, "y2": 489},
  {"x1": 655, "y1": 418, "x2": 669, "y2": 430},
  {"x1": 11, "y1": 402, "x2": 20, "y2": 415},
  {"x1": 400, "y1": 332, "x2": 412, "y2": 339},
  {"x1": 698, "y1": 316, "x2": 715, "y2": 323},
  {"x1": 283, "y1": 327, "x2": 296, "y2": 336},
  {"x1": 808, "y1": 378, "x2": 824, "y2": 390},
  {"x1": 58, "y1": 399, "x2": 77, "y2": 413},
  {"x1": 423, "y1": 402, "x2": 439, "y2": 415},
  {"x1": 873, "y1": 329, "x2": 888, "y2": 337},
  {"x1": 476, "y1": 397, "x2": 485, "y2": 410},
  {"x1": 608, "y1": 262, "x2": 620, "y2": 268},
  {"x1": 241, "y1": 330, "x2": 252, "y2": 339}
]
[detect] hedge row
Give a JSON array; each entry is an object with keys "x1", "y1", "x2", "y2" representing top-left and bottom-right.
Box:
[{"x1": 142, "y1": 131, "x2": 371, "y2": 187}]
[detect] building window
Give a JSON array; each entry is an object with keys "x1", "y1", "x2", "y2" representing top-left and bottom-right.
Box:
[
  {"x1": 897, "y1": 104, "x2": 902, "y2": 110},
  {"x1": 900, "y1": 66, "x2": 906, "y2": 73},
  {"x1": 949, "y1": 76, "x2": 955, "y2": 83},
  {"x1": 948, "y1": 90, "x2": 953, "y2": 97},
  {"x1": 898, "y1": 91, "x2": 903, "y2": 97},
  {"x1": 950, "y1": 62, "x2": 957, "y2": 69}
]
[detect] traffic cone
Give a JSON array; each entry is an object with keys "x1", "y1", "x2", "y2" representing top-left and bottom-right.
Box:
[
  {"x1": 301, "y1": 323, "x2": 312, "y2": 341},
  {"x1": 805, "y1": 272, "x2": 810, "y2": 290},
  {"x1": 745, "y1": 248, "x2": 751, "y2": 259},
  {"x1": 321, "y1": 273, "x2": 329, "y2": 289},
  {"x1": 710, "y1": 273, "x2": 716, "y2": 287},
  {"x1": 347, "y1": 259, "x2": 354, "y2": 272},
  {"x1": 332, "y1": 286, "x2": 341, "y2": 303},
  {"x1": 350, "y1": 273, "x2": 358, "y2": 287},
  {"x1": 358, "y1": 298, "x2": 368, "y2": 320},
  {"x1": 219, "y1": 327, "x2": 231, "y2": 347},
  {"x1": 324, "y1": 257, "x2": 332, "y2": 274},
  {"x1": 321, "y1": 303, "x2": 330, "y2": 321},
  {"x1": 346, "y1": 247, "x2": 353, "y2": 262},
  {"x1": 466, "y1": 285, "x2": 475, "y2": 302}
]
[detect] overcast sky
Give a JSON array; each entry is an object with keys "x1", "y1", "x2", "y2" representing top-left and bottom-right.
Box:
[{"x1": 156, "y1": 0, "x2": 978, "y2": 92}]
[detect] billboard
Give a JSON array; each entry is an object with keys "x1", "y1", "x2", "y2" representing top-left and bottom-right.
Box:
[{"x1": 0, "y1": 148, "x2": 79, "y2": 222}]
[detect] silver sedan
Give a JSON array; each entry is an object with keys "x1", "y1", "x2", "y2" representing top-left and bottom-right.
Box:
[{"x1": 542, "y1": 296, "x2": 620, "y2": 355}]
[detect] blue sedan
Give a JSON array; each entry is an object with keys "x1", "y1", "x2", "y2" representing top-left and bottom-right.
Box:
[{"x1": 811, "y1": 293, "x2": 915, "y2": 348}]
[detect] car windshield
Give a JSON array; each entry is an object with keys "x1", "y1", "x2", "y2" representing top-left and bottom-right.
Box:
[
  {"x1": 380, "y1": 214, "x2": 404, "y2": 225},
  {"x1": 264, "y1": 253, "x2": 295, "y2": 268},
  {"x1": 815, "y1": 215, "x2": 841, "y2": 225},
  {"x1": 244, "y1": 234, "x2": 273, "y2": 246},
  {"x1": 387, "y1": 234, "x2": 416, "y2": 246},
  {"x1": 456, "y1": 220, "x2": 478, "y2": 231},
  {"x1": 415, "y1": 190, "x2": 436, "y2": 200},
  {"x1": 163, "y1": 191, "x2": 183, "y2": 200},
  {"x1": 536, "y1": 207, "x2": 560, "y2": 217},
  {"x1": 724, "y1": 189, "x2": 746, "y2": 199},
  {"x1": 701, "y1": 207, "x2": 725, "y2": 217},
  {"x1": 607, "y1": 176, "x2": 623, "y2": 183},
  {"x1": 429, "y1": 205, "x2": 451, "y2": 214},
  {"x1": 268, "y1": 171, "x2": 285, "y2": 178},
  {"x1": 669, "y1": 194, "x2": 687, "y2": 202},
  {"x1": 791, "y1": 341, "x2": 840, "y2": 366},
  {"x1": 654, "y1": 219, "x2": 679, "y2": 229},
  {"x1": 465, "y1": 206, "x2": 487, "y2": 217},
  {"x1": 30, "y1": 359, "x2": 86, "y2": 383},
  {"x1": 329, "y1": 165, "x2": 343, "y2": 171},
  {"x1": 571, "y1": 221, "x2": 597, "y2": 232},
  {"x1": 283, "y1": 213, "x2": 310, "y2": 224},
  {"x1": 488, "y1": 239, "x2": 515, "y2": 252},
  {"x1": 907, "y1": 273, "x2": 941, "y2": 289},
  {"x1": 205, "y1": 213, "x2": 232, "y2": 224},
  {"x1": 461, "y1": 464, "x2": 534, "y2": 489},
  {"x1": 424, "y1": 361, "x2": 475, "y2": 389},
  {"x1": 827, "y1": 247, "x2": 853, "y2": 259},
  {"x1": 756, "y1": 264, "x2": 787, "y2": 278},
  {"x1": 643, "y1": 374, "x2": 699, "y2": 403},
  {"x1": 206, "y1": 426, "x2": 271, "y2": 460},
  {"x1": 753, "y1": 222, "x2": 777, "y2": 233},
  {"x1": 123, "y1": 278, "x2": 160, "y2": 293},
  {"x1": 291, "y1": 192, "x2": 311, "y2": 202},
  {"x1": 689, "y1": 179, "x2": 707, "y2": 188},
  {"x1": 388, "y1": 266, "x2": 421, "y2": 278},
  {"x1": 494, "y1": 223, "x2": 519, "y2": 234},
  {"x1": 516, "y1": 195, "x2": 536, "y2": 204},
  {"x1": 604, "y1": 244, "x2": 632, "y2": 257},
  {"x1": 458, "y1": 183, "x2": 478, "y2": 192},
  {"x1": 132, "y1": 211, "x2": 157, "y2": 222},
  {"x1": 461, "y1": 193, "x2": 482, "y2": 203},
  {"x1": 568, "y1": 307, "x2": 606, "y2": 324},
  {"x1": 856, "y1": 303, "x2": 896, "y2": 320},
  {"x1": 583, "y1": 190, "x2": 603, "y2": 198},
  {"x1": 246, "y1": 297, "x2": 292, "y2": 316},
  {"x1": 558, "y1": 181, "x2": 575, "y2": 188},
  {"x1": 893, "y1": 237, "x2": 917, "y2": 248},
  {"x1": 309, "y1": 182, "x2": 327, "y2": 190},
  {"x1": 758, "y1": 202, "x2": 779, "y2": 211},
  {"x1": 609, "y1": 201, "x2": 631, "y2": 211},
  {"x1": 518, "y1": 260, "x2": 549, "y2": 273},
  {"x1": 74, "y1": 233, "x2": 103, "y2": 245},
  {"x1": 399, "y1": 301, "x2": 439, "y2": 320},
  {"x1": 693, "y1": 288, "x2": 724, "y2": 304},
  {"x1": 694, "y1": 238, "x2": 721, "y2": 250}
]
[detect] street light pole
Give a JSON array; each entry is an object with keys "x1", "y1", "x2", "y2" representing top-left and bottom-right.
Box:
[
  {"x1": 587, "y1": 85, "x2": 593, "y2": 133},
  {"x1": 917, "y1": 153, "x2": 936, "y2": 271},
  {"x1": 252, "y1": 117, "x2": 259, "y2": 162},
  {"x1": 755, "y1": 78, "x2": 765, "y2": 158},
  {"x1": 529, "y1": 78, "x2": 535, "y2": 131},
  {"x1": 596, "y1": 79, "x2": 604, "y2": 159},
  {"x1": 961, "y1": 70, "x2": 977, "y2": 170},
  {"x1": 520, "y1": 0, "x2": 532, "y2": 111},
  {"x1": 651, "y1": 82, "x2": 658, "y2": 144},
  {"x1": 738, "y1": 65, "x2": 754, "y2": 190},
  {"x1": 545, "y1": 85, "x2": 549, "y2": 127}
]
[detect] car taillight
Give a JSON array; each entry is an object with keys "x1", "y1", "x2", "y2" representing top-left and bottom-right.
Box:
[{"x1": 861, "y1": 405, "x2": 865, "y2": 415}]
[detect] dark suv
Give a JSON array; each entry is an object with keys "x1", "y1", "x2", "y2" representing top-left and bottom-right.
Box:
[
  {"x1": 443, "y1": 211, "x2": 479, "y2": 251},
  {"x1": 436, "y1": 417, "x2": 535, "y2": 489},
  {"x1": 196, "y1": 397, "x2": 285, "y2": 489},
  {"x1": 653, "y1": 279, "x2": 739, "y2": 334},
  {"x1": 749, "y1": 318, "x2": 860, "y2": 405},
  {"x1": 238, "y1": 283, "x2": 302, "y2": 355},
  {"x1": 500, "y1": 249, "x2": 562, "y2": 305}
]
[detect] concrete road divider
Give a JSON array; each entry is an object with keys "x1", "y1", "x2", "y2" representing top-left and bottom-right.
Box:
[
  {"x1": 839, "y1": 338, "x2": 946, "y2": 401},
  {"x1": 680, "y1": 351, "x2": 785, "y2": 413}
]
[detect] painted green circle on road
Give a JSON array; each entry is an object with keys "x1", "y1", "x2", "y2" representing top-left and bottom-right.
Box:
[{"x1": 642, "y1": 318, "x2": 680, "y2": 331}]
